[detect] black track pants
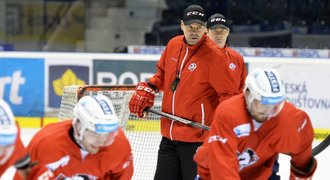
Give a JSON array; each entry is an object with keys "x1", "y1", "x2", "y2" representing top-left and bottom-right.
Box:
[{"x1": 154, "y1": 137, "x2": 202, "y2": 180}]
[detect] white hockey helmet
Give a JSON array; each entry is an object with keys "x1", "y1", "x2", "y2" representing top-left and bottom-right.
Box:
[
  {"x1": 244, "y1": 68, "x2": 286, "y2": 118},
  {"x1": 72, "y1": 94, "x2": 119, "y2": 145},
  {"x1": 0, "y1": 100, "x2": 17, "y2": 147},
  {"x1": 0, "y1": 100, "x2": 17, "y2": 165}
]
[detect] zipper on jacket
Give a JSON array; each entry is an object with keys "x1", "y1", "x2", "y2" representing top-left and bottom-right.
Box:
[
  {"x1": 170, "y1": 46, "x2": 189, "y2": 140},
  {"x1": 201, "y1": 103, "x2": 205, "y2": 126}
]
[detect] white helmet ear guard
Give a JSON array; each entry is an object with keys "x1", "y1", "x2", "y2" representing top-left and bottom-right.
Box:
[
  {"x1": 244, "y1": 68, "x2": 286, "y2": 117},
  {"x1": 72, "y1": 94, "x2": 119, "y2": 142}
]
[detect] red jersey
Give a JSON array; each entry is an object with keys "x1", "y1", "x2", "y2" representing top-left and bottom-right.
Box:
[
  {"x1": 149, "y1": 34, "x2": 240, "y2": 142},
  {"x1": 0, "y1": 125, "x2": 26, "y2": 176},
  {"x1": 194, "y1": 94, "x2": 315, "y2": 180},
  {"x1": 220, "y1": 46, "x2": 247, "y2": 91},
  {"x1": 15, "y1": 120, "x2": 133, "y2": 180}
]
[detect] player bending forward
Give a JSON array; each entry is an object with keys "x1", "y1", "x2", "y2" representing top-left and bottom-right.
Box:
[
  {"x1": 0, "y1": 100, "x2": 26, "y2": 176},
  {"x1": 14, "y1": 94, "x2": 133, "y2": 180},
  {"x1": 194, "y1": 68, "x2": 317, "y2": 180}
]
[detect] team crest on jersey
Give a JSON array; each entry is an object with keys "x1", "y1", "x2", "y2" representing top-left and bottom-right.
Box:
[
  {"x1": 237, "y1": 148, "x2": 259, "y2": 171},
  {"x1": 229, "y1": 63, "x2": 236, "y2": 70},
  {"x1": 188, "y1": 63, "x2": 197, "y2": 71}
]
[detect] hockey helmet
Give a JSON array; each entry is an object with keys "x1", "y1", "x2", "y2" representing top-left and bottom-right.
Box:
[
  {"x1": 72, "y1": 94, "x2": 119, "y2": 147},
  {"x1": 244, "y1": 68, "x2": 286, "y2": 119},
  {"x1": 0, "y1": 100, "x2": 17, "y2": 164}
]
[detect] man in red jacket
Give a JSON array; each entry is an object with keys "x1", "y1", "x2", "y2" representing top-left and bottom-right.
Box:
[
  {"x1": 129, "y1": 4, "x2": 240, "y2": 180},
  {"x1": 14, "y1": 94, "x2": 133, "y2": 180},
  {"x1": 194, "y1": 68, "x2": 317, "y2": 180},
  {"x1": 206, "y1": 13, "x2": 247, "y2": 91}
]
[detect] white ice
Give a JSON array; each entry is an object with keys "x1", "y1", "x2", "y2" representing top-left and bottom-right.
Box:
[{"x1": 1, "y1": 128, "x2": 329, "y2": 179}]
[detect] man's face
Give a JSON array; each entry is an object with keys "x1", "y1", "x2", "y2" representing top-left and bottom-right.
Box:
[
  {"x1": 81, "y1": 129, "x2": 118, "y2": 154},
  {"x1": 181, "y1": 21, "x2": 206, "y2": 45},
  {"x1": 207, "y1": 27, "x2": 229, "y2": 47}
]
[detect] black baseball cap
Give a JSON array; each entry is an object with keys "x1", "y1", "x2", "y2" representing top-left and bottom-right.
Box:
[
  {"x1": 207, "y1": 13, "x2": 230, "y2": 30},
  {"x1": 182, "y1": 5, "x2": 206, "y2": 26}
]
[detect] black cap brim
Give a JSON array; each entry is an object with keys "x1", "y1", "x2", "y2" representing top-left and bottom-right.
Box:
[
  {"x1": 184, "y1": 19, "x2": 205, "y2": 26},
  {"x1": 209, "y1": 24, "x2": 229, "y2": 30}
]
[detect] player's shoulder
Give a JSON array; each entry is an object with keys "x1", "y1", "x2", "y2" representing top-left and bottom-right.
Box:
[
  {"x1": 114, "y1": 128, "x2": 131, "y2": 147},
  {"x1": 29, "y1": 121, "x2": 72, "y2": 147},
  {"x1": 277, "y1": 101, "x2": 310, "y2": 128},
  {"x1": 280, "y1": 101, "x2": 308, "y2": 118},
  {"x1": 215, "y1": 94, "x2": 248, "y2": 124},
  {"x1": 226, "y1": 46, "x2": 241, "y2": 55},
  {"x1": 167, "y1": 35, "x2": 184, "y2": 45}
]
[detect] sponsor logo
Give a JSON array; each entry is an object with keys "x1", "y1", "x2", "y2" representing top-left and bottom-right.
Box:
[
  {"x1": 208, "y1": 135, "x2": 227, "y2": 144},
  {"x1": 49, "y1": 66, "x2": 89, "y2": 108},
  {"x1": 264, "y1": 70, "x2": 280, "y2": 93},
  {"x1": 233, "y1": 123, "x2": 250, "y2": 138},
  {"x1": 46, "y1": 155, "x2": 70, "y2": 171},
  {"x1": 94, "y1": 60, "x2": 156, "y2": 85},
  {"x1": 186, "y1": 11, "x2": 204, "y2": 17},
  {"x1": 0, "y1": 58, "x2": 44, "y2": 116}
]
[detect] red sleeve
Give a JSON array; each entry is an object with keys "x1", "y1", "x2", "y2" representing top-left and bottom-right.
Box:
[
  {"x1": 289, "y1": 112, "x2": 315, "y2": 169},
  {"x1": 207, "y1": 107, "x2": 241, "y2": 179}
]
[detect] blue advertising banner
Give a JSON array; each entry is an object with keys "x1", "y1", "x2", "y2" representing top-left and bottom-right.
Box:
[
  {"x1": 48, "y1": 65, "x2": 89, "y2": 108},
  {"x1": 93, "y1": 60, "x2": 157, "y2": 85},
  {"x1": 0, "y1": 58, "x2": 44, "y2": 116}
]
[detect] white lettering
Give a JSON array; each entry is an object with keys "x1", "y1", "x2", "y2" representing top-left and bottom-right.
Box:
[
  {"x1": 0, "y1": 71, "x2": 25, "y2": 104},
  {"x1": 97, "y1": 72, "x2": 117, "y2": 85},
  {"x1": 118, "y1": 72, "x2": 138, "y2": 85},
  {"x1": 10, "y1": 71, "x2": 25, "y2": 104},
  {"x1": 187, "y1": 11, "x2": 204, "y2": 16},
  {"x1": 97, "y1": 72, "x2": 154, "y2": 85}
]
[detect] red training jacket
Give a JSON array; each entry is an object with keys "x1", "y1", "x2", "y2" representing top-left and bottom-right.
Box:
[
  {"x1": 149, "y1": 34, "x2": 240, "y2": 142},
  {"x1": 219, "y1": 45, "x2": 247, "y2": 91}
]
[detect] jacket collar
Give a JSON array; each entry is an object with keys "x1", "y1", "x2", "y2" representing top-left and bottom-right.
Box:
[{"x1": 183, "y1": 33, "x2": 207, "y2": 50}]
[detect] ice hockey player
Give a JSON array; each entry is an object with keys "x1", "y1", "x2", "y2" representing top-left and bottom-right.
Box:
[
  {"x1": 194, "y1": 68, "x2": 317, "y2": 180},
  {"x1": 0, "y1": 100, "x2": 26, "y2": 176},
  {"x1": 14, "y1": 94, "x2": 133, "y2": 179}
]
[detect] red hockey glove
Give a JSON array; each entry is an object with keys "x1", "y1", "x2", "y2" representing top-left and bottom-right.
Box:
[
  {"x1": 129, "y1": 82, "x2": 156, "y2": 118},
  {"x1": 290, "y1": 157, "x2": 317, "y2": 180}
]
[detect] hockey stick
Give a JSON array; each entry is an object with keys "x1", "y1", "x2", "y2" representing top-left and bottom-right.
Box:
[
  {"x1": 312, "y1": 134, "x2": 330, "y2": 156},
  {"x1": 148, "y1": 109, "x2": 329, "y2": 155},
  {"x1": 147, "y1": 108, "x2": 210, "y2": 131}
]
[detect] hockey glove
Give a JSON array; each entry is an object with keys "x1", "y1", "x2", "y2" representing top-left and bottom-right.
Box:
[
  {"x1": 290, "y1": 157, "x2": 317, "y2": 180},
  {"x1": 14, "y1": 154, "x2": 54, "y2": 180},
  {"x1": 129, "y1": 82, "x2": 156, "y2": 118}
]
